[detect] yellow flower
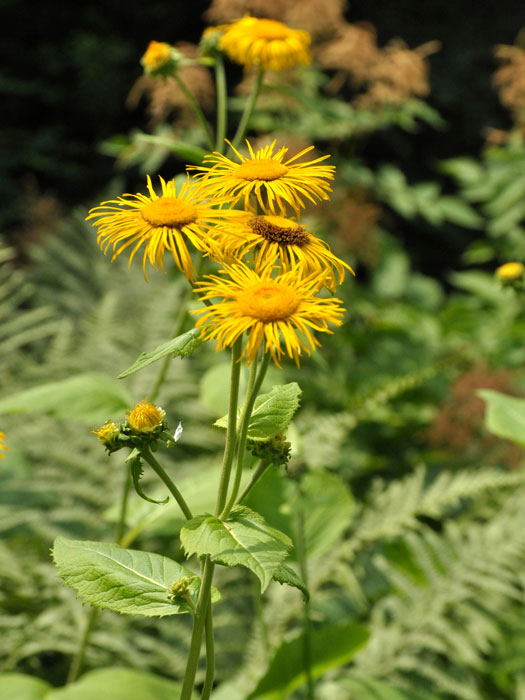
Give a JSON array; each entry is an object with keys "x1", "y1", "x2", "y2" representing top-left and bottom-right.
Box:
[
  {"x1": 210, "y1": 213, "x2": 354, "y2": 291},
  {"x1": 0, "y1": 432, "x2": 8, "y2": 459},
  {"x1": 193, "y1": 263, "x2": 345, "y2": 366},
  {"x1": 217, "y1": 17, "x2": 311, "y2": 71},
  {"x1": 127, "y1": 399, "x2": 166, "y2": 434},
  {"x1": 92, "y1": 421, "x2": 120, "y2": 448},
  {"x1": 495, "y1": 262, "x2": 525, "y2": 282},
  {"x1": 191, "y1": 140, "x2": 335, "y2": 217},
  {"x1": 86, "y1": 175, "x2": 239, "y2": 281},
  {"x1": 141, "y1": 41, "x2": 172, "y2": 73}
]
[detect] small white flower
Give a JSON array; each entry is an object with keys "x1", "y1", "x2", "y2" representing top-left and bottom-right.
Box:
[{"x1": 174, "y1": 421, "x2": 183, "y2": 442}]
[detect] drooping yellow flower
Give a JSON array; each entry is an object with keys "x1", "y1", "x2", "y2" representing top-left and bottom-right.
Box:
[
  {"x1": 191, "y1": 140, "x2": 335, "y2": 217},
  {"x1": 495, "y1": 261, "x2": 525, "y2": 282},
  {"x1": 92, "y1": 421, "x2": 120, "y2": 449},
  {"x1": 0, "y1": 432, "x2": 8, "y2": 459},
  {"x1": 193, "y1": 263, "x2": 345, "y2": 366},
  {"x1": 216, "y1": 17, "x2": 311, "y2": 72},
  {"x1": 141, "y1": 41, "x2": 172, "y2": 73},
  {"x1": 210, "y1": 213, "x2": 354, "y2": 291},
  {"x1": 127, "y1": 399, "x2": 166, "y2": 434},
  {"x1": 86, "y1": 175, "x2": 239, "y2": 280}
]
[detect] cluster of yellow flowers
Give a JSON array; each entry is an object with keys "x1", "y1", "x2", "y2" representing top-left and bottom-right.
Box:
[{"x1": 87, "y1": 18, "x2": 351, "y2": 368}]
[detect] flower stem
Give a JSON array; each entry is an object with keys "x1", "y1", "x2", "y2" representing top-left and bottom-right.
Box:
[
  {"x1": 214, "y1": 55, "x2": 228, "y2": 153},
  {"x1": 173, "y1": 73, "x2": 214, "y2": 151},
  {"x1": 66, "y1": 470, "x2": 132, "y2": 684},
  {"x1": 231, "y1": 69, "x2": 264, "y2": 150},
  {"x1": 295, "y1": 482, "x2": 315, "y2": 700},
  {"x1": 236, "y1": 458, "x2": 271, "y2": 505},
  {"x1": 201, "y1": 606, "x2": 215, "y2": 700},
  {"x1": 179, "y1": 556, "x2": 215, "y2": 700},
  {"x1": 214, "y1": 338, "x2": 243, "y2": 516},
  {"x1": 221, "y1": 352, "x2": 271, "y2": 519},
  {"x1": 141, "y1": 446, "x2": 193, "y2": 520}
]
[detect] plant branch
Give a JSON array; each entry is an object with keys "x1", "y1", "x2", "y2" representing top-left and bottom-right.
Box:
[
  {"x1": 173, "y1": 73, "x2": 214, "y2": 151},
  {"x1": 231, "y1": 69, "x2": 264, "y2": 150},
  {"x1": 214, "y1": 55, "x2": 228, "y2": 153},
  {"x1": 141, "y1": 445, "x2": 193, "y2": 520}
]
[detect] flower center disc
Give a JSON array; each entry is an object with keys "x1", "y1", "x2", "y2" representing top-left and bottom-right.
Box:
[
  {"x1": 141, "y1": 197, "x2": 198, "y2": 227},
  {"x1": 249, "y1": 215, "x2": 310, "y2": 246},
  {"x1": 238, "y1": 281, "x2": 300, "y2": 321},
  {"x1": 249, "y1": 19, "x2": 291, "y2": 40},
  {"x1": 234, "y1": 159, "x2": 289, "y2": 182}
]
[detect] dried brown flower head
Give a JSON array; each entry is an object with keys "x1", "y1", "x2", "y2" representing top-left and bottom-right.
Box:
[
  {"x1": 493, "y1": 44, "x2": 525, "y2": 126},
  {"x1": 315, "y1": 22, "x2": 379, "y2": 84}
]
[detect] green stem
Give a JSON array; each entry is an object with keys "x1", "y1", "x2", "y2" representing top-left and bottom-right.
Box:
[
  {"x1": 214, "y1": 55, "x2": 228, "y2": 153},
  {"x1": 141, "y1": 446, "x2": 193, "y2": 520},
  {"x1": 201, "y1": 606, "x2": 215, "y2": 700},
  {"x1": 67, "y1": 470, "x2": 132, "y2": 684},
  {"x1": 179, "y1": 557, "x2": 215, "y2": 700},
  {"x1": 221, "y1": 352, "x2": 271, "y2": 519},
  {"x1": 231, "y1": 69, "x2": 264, "y2": 150},
  {"x1": 296, "y1": 482, "x2": 315, "y2": 700},
  {"x1": 173, "y1": 73, "x2": 214, "y2": 151},
  {"x1": 214, "y1": 338, "x2": 243, "y2": 516},
  {"x1": 237, "y1": 459, "x2": 271, "y2": 505}
]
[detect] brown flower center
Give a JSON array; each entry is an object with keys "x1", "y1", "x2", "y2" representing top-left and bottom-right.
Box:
[
  {"x1": 237, "y1": 281, "x2": 300, "y2": 322},
  {"x1": 249, "y1": 215, "x2": 310, "y2": 246},
  {"x1": 234, "y1": 159, "x2": 288, "y2": 182},
  {"x1": 141, "y1": 197, "x2": 198, "y2": 228}
]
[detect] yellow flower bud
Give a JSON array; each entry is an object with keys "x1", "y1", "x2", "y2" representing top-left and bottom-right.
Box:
[
  {"x1": 0, "y1": 432, "x2": 8, "y2": 459},
  {"x1": 92, "y1": 421, "x2": 120, "y2": 448},
  {"x1": 495, "y1": 262, "x2": 525, "y2": 282},
  {"x1": 127, "y1": 399, "x2": 166, "y2": 434},
  {"x1": 141, "y1": 41, "x2": 172, "y2": 73}
]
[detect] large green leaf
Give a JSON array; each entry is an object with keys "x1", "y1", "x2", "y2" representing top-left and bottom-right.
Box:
[
  {"x1": 52, "y1": 538, "x2": 220, "y2": 616},
  {"x1": 272, "y1": 564, "x2": 309, "y2": 601},
  {"x1": 247, "y1": 623, "x2": 370, "y2": 699},
  {"x1": 47, "y1": 668, "x2": 183, "y2": 700},
  {"x1": 479, "y1": 389, "x2": 525, "y2": 446},
  {"x1": 0, "y1": 673, "x2": 50, "y2": 700},
  {"x1": 215, "y1": 383, "x2": 301, "y2": 441},
  {"x1": 180, "y1": 505, "x2": 292, "y2": 592},
  {"x1": 244, "y1": 469, "x2": 354, "y2": 560},
  {"x1": 0, "y1": 373, "x2": 132, "y2": 424},
  {"x1": 118, "y1": 328, "x2": 203, "y2": 378}
]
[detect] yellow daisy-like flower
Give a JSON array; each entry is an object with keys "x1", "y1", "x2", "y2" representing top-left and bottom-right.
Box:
[
  {"x1": 0, "y1": 432, "x2": 8, "y2": 459},
  {"x1": 141, "y1": 41, "x2": 172, "y2": 73},
  {"x1": 193, "y1": 263, "x2": 345, "y2": 366},
  {"x1": 495, "y1": 261, "x2": 525, "y2": 282},
  {"x1": 211, "y1": 213, "x2": 354, "y2": 291},
  {"x1": 217, "y1": 16, "x2": 311, "y2": 72},
  {"x1": 127, "y1": 399, "x2": 166, "y2": 434},
  {"x1": 86, "y1": 175, "x2": 239, "y2": 281},
  {"x1": 191, "y1": 140, "x2": 335, "y2": 217}
]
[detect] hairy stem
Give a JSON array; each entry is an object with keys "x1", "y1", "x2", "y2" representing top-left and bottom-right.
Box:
[
  {"x1": 214, "y1": 54, "x2": 228, "y2": 153},
  {"x1": 173, "y1": 73, "x2": 214, "y2": 151},
  {"x1": 201, "y1": 606, "x2": 215, "y2": 700},
  {"x1": 221, "y1": 352, "x2": 271, "y2": 519},
  {"x1": 214, "y1": 338, "x2": 243, "y2": 516},
  {"x1": 179, "y1": 557, "x2": 215, "y2": 700},
  {"x1": 296, "y1": 482, "x2": 315, "y2": 700},
  {"x1": 141, "y1": 446, "x2": 193, "y2": 520},
  {"x1": 231, "y1": 69, "x2": 264, "y2": 150}
]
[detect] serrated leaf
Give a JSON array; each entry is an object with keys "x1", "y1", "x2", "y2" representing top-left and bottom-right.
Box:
[
  {"x1": 46, "y1": 668, "x2": 182, "y2": 700},
  {"x1": 118, "y1": 328, "x2": 203, "y2": 378},
  {"x1": 215, "y1": 383, "x2": 301, "y2": 441},
  {"x1": 479, "y1": 389, "x2": 525, "y2": 446},
  {"x1": 272, "y1": 564, "x2": 309, "y2": 601},
  {"x1": 52, "y1": 537, "x2": 220, "y2": 617},
  {"x1": 180, "y1": 505, "x2": 292, "y2": 592},
  {"x1": 0, "y1": 373, "x2": 132, "y2": 424},
  {"x1": 127, "y1": 450, "x2": 169, "y2": 505},
  {"x1": 247, "y1": 622, "x2": 370, "y2": 699}
]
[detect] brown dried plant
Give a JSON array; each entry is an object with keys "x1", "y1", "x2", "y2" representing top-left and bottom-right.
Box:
[{"x1": 493, "y1": 43, "x2": 525, "y2": 128}]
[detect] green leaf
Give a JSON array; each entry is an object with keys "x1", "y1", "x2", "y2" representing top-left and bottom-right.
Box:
[
  {"x1": 272, "y1": 564, "x2": 309, "y2": 601},
  {"x1": 247, "y1": 622, "x2": 370, "y2": 699},
  {"x1": 46, "y1": 668, "x2": 183, "y2": 700},
  {"x1": 215, "y1": 383, "x2": 302, "y2": 441},
  {"x1": 127, "y1": 449, "x2": 169, "y2": 505},
  {"x1": 0, "y1": 373, "x2": 132, "y2": 424},
  {"x1": 118, "y1": 328, "x2": 203, "y2": 378},
  {"x1": 180, "y1": 505, "x2": 292, "y2": 592},
  {"x1": 0, "y1": 673, "x2": 50, "y2": 700},
  {"x1": 52, "y1": 537, "x2": 220, "y2": 616},
  {"x1": 478, "y1": 389, "x2": 525, "y2": 446}
]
